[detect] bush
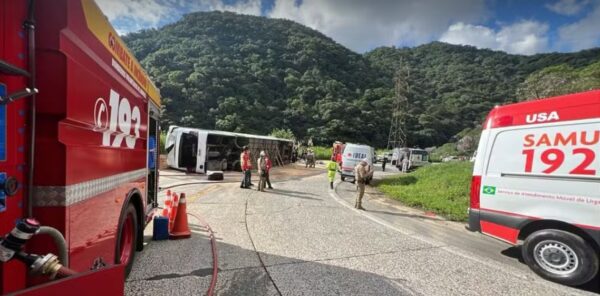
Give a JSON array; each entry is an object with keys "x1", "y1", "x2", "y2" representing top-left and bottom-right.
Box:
[
  {"x1": 375, "y1": 162, "x2": 473, "y2": 221},
  {"x1": 159, "y1": 131, "x2": 167, "y2": 154},
  {"x1": 270, "y1": 128, "x2": 295, "y2": 140},
  {"x1": 312, "y1": 146, "x2": 332, "y2": 160}
]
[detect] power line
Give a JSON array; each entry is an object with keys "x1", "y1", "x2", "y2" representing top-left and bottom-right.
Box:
[{"x1": 387, "y1": 63, "x2": 410, "y2": 150}]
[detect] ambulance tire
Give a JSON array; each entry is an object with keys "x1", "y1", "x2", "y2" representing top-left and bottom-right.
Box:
[
  {"x1": 116, "y1": 203, "x2": 139, "y2": 278},
  {"x1": 522, "y1": 229, "x2": 599, "y2": 286}
]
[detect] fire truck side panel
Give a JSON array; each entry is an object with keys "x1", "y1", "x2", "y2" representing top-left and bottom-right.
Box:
[
  {"x1": 28, "y1": 0, "x2": 153, "y2": 273},
  {"x1": 0, "y1": 0, "x2": 30, "y2": 292},
  {"x1": 471, "y1": 90, "x2": 600, "y2": 246},
  {"x1": 67, "y1": 179, "x2": 145, "y2": 271}
]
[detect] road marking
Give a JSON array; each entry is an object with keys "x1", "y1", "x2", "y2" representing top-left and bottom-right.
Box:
[
  {"x1": 328, "y1": 182, "x2": 581, "y2": 294},
  {"x1": 186, "y1": 185, "x2": 221, "y2": 203}
]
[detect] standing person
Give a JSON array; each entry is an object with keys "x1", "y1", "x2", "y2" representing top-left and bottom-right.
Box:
[
  {"x1": 354, "y1": 158, "x2": 369, "y2": 210},
  {"x1": 401, "y1": 152, "x2": 410, "y2": 173},
  {"x1": 240, "y1": 146, "x2": 252, "y2": 189},
  {"x1": 257, "y1": 151, "x2": 267, "y2": 192},
  {"x1": 265, "y1": 152, "x2": 273, "y2": 189},
  {"x1": 326, "y1": 156, "x2": 338, "y2": 189},
  {"x1": 382, "y1": 154, "x2": 388, "y2": 172},
  {"x1": 291, "y1": 148, "x2": 297, "y2": 163}
]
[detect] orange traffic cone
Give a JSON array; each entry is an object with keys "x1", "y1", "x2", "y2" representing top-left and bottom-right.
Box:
[
  {"x1": 169, "y1": 193, "x2": 191, "y2": 239},
  {"x1": 169, "y1": 193, "x2": 180, "y2": 232}
]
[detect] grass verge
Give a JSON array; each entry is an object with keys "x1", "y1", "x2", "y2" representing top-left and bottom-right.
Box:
[{"x1": 374, "y1": 162, "x2": 473, "y2": 221}]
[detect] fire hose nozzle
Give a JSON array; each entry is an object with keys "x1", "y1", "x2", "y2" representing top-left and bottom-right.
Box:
[{"x1": 30, "y1": 253, "x2": 62, "y2": 279}]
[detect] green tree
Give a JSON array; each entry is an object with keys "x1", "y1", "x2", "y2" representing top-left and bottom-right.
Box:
[{"x1": 270, "y1": 128, "x2": 295, "y2": 140}]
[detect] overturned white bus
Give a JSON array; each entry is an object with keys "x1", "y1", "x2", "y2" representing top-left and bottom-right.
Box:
[{"x1": 165, "y1": 126, "x2": 294, "y2": 174}]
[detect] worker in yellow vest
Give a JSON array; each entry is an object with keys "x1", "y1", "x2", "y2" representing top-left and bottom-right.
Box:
[{"x1": 326, "y1": 156, "x2": 338, "y2": 189}]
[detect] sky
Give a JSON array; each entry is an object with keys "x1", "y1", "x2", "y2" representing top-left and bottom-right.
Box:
[{"x1": 95, "y1": 0, "x2": 600, "y2": 55}]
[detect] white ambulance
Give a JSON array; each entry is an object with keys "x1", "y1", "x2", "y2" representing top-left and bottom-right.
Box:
[{"x1": 468, "y1": 90, "x2": 599, "y2": 286}]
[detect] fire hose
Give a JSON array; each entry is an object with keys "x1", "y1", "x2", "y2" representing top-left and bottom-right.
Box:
[
  {"x1": 187, "y1": 213, "x2": 218, "y2": 296},
  {"x1": 0, "y1": 218, "x2": 75, "y2": 279}
]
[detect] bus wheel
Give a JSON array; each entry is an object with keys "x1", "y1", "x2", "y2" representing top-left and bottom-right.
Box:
[
  {"x1": 522, "y1": 229, "x2": 599, "y2": 286},
  {"x1": 116, "y1": 203, "x2": 139, "y2": 278}
]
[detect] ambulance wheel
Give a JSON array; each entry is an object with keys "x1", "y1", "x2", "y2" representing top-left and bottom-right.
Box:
[
  {"x1": 522, "y1": 229, "x2": 599, "y2": 286},
  {"x1": 116, "y1": 203, "x2": 138, "y2": 278},
  {"x1": 341, "y1": 176, "x2": 345, "y2": 182}
]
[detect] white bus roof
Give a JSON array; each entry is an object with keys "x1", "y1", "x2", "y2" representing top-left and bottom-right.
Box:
[{"x1": 169, "y1": 126, "x2": 294, "y2": 143}]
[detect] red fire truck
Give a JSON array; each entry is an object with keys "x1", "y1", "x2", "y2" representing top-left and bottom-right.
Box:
[{"x1": 0, "y1": 0, "x2": 160, "y2": 294}]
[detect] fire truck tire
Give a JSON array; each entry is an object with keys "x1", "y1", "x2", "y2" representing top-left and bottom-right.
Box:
[
  {"x1": 522, "y1": 229, "x2": 599, "y2": 286},
  {"x1": 116, "y1": 203, "x2": 138, "y2": 278}
]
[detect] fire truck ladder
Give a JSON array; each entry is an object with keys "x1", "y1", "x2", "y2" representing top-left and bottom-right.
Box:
[{"x1": 0, "y1": 60, "x2": 38, "y2": 105}]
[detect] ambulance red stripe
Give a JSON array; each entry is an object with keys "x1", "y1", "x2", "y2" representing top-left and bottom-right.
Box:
[{"x1": 483, "y1": 90, "x2": 600, "y2": 130}]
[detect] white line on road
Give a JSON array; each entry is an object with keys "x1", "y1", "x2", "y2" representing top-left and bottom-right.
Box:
[{"x1": 328, "y1": 181, "x2": 586, "y2": 295}]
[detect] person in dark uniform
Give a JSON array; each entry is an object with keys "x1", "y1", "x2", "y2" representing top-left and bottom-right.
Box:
[{"x1": 382, "y1": 155, "x2": 388, "y2": 172}]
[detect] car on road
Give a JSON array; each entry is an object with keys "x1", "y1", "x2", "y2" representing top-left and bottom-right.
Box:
[
  {"x1": 468, "y1": 90, "x2": 600, "y2": 287},
  {"x1": 339, "y1": 143, "x2": 374, "y2": 182}
]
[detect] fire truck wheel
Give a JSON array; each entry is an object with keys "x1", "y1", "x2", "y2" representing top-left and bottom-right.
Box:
[
  {"x1": 522, "y1": 229, "x2": 599, "y2": 286},
  {"x1": 116, "y1": 203, "x2": 138, "y2": 278}
]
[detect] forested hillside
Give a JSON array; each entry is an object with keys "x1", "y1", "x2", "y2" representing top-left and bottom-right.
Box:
[{"x1": 124, "y1": 11, "x2": 600, "y2": 149}]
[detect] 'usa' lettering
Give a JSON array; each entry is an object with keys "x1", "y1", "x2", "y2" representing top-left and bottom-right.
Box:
[{"x1": 526, "y1": 111, "x2": 559, "y2": 123}]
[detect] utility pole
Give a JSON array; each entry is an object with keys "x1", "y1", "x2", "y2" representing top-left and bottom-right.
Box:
[{"x1": 386, "y1": 63, "x2": 410, "y2": 150}]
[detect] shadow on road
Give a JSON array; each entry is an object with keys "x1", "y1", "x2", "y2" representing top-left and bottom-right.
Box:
[
  {"x1": 130, "y1": 229, "x2": 409, "y2": 295},
  {"x1": 366, "y1": 209, "x2": 441, "y2": 221},
  {"x1": 500, "y1": 246, "x2": 525, "y2": 264},
  {"x1": 266, "y1": 189, "x2": 323, "y2": 201}
]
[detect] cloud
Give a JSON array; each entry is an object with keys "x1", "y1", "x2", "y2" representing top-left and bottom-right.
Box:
[
  {"x1": 267, "y1": 0, "x2": 486, "y2": 52},
  {"x1": 545, "y1": 0, "x2": 589, "y2": 16},
  {"x1": 95, "y1": 0, "x2": 262, "y2": 34},
  {"x1": 557, "y1": 2, "x2": 600, "y2": 50},
  {"x1": 212, "y1": 0, "x2": 262, "y2": 15},
  {"x1": 95, "y1": 0, "x2": 174, "y2": 33},
  {"x1": 439, "y1": 21, "x2": 549, "y2": 55}
]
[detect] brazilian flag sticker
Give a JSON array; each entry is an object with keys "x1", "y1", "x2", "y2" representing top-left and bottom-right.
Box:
[{"x1": 482, "y1": 186, "x2": 496, "y2": 195}]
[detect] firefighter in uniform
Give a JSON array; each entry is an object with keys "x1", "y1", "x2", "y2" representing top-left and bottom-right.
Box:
[
  {"x1": 240, "y1": 146, "x2": 252, "y2": 189},
  {"x1": 265, "y1": 152, "x2": 273, "y2": 189},
  {"x1": 326, "y1": 156, "x2": 338, "y2": 189},
  {"x1": 354, "y1": 158, "x2": 370, "y2": 210},
  {"x1": 257, "y1": 151, "x2": 267, "y2": 192}
]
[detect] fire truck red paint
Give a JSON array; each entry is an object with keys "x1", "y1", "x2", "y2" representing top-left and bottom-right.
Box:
[
  {"x1": 0, "y1": 0, "x2": 160, "y2": 293},
  {"x1": 468, "y1": 90, "x2": 600, "y2": 286}
]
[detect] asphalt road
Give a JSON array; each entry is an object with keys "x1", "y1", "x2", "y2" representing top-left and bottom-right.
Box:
[{"x1": 126, "y1": 165, "x2": 598, "y2": 295}]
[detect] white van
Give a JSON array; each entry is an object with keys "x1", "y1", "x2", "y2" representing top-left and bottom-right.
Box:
[
  {"x1": 391, "y1": 148, "x2": 429, "y2": 170},
  {"x1": 339, "y1": 143, "x2": 375, "y2": 182},
  {"x1": 468, "y1": 90, "x2": 600, "y2": 286}
]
